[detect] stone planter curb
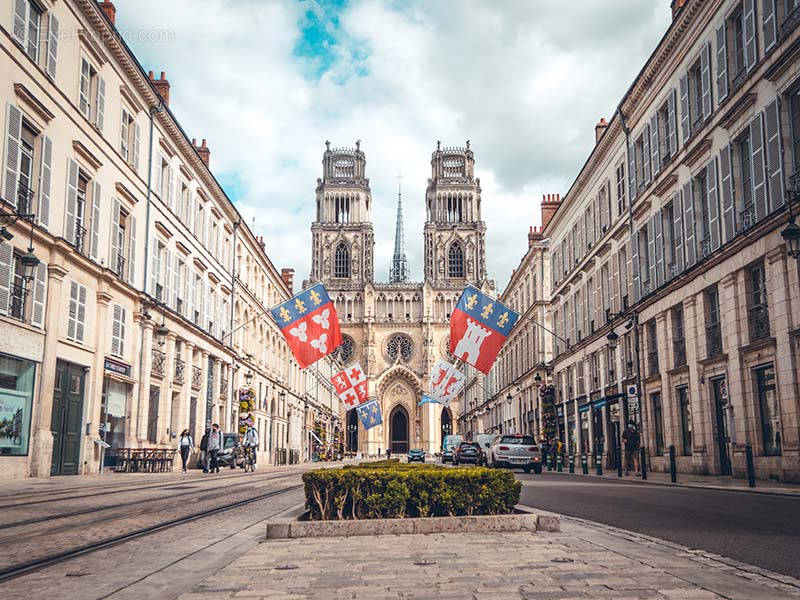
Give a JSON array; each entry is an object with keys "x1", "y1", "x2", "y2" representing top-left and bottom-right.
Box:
[{"x1": 265, "y1": 512, "x2": 559, "y2": 540}]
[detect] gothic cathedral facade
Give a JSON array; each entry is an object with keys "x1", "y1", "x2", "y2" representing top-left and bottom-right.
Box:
[{"x1": 307, "y1": 140, "x2": 494, "y2": 455}]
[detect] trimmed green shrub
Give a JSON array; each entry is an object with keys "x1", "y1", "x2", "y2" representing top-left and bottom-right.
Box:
[{"x1": 302, "y1": 464, "x2": 521, "y2": 520}]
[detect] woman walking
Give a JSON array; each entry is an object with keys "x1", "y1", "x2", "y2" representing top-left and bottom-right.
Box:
[{"x1": 178, "y1": 429, "x2": 194, "y2": 473}]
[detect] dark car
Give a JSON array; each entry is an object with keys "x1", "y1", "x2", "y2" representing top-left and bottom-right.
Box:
[
  {"x1": 452, "y1": 441, "x2": 483, "y2": 465},
  {"x1": 219, "y1": 434, "x2": 243, "y2": 468},
  {"x1": 407, "y1": 448, "x2": 425, "y2": 463}
]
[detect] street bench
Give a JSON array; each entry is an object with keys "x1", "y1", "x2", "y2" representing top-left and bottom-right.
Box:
[{"x1": 109, "y1": 448, "x2": 177, "y2": 473}]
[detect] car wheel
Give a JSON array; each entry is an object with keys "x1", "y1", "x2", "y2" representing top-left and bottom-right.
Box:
[
  {"x1": 533, "y1": 464, "x2": 542, "y2": 474},
  {"x1": 523, "y1": 465, "x2": 532, "y2": 474},
  {"x1": 453, "y1": 459, "x2": 458, "y2": 466}
]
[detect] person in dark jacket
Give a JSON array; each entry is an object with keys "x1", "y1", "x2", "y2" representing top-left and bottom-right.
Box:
[
  {"x1": 178, "y1": 429, "x2": 194, "y2": 473},
  {"x1": 200, "y1": 428, "x2": 210, "y2": 473},
  {"x1": 621, "y1": 420, "x2": 641, "y2": 476},
  {"x1": 207, "y1": 423, "x2": 223, "y2": 474}
]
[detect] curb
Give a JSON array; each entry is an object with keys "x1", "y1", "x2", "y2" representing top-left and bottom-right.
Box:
[{"x1": 265, "y1": 512, "x2": 559, "y2": 539}]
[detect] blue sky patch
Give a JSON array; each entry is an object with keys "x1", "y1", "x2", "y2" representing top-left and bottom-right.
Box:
[{"x1": 217, "y1": 171, "x2": 245, "y2": 203}]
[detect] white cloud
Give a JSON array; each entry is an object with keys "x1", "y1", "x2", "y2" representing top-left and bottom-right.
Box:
[{"x1": 118, "y1": 0, "x2": 671, "y2": 290}]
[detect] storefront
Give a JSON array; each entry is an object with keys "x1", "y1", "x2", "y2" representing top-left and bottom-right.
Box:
[
  {"x1": 578, "y1": 402, "x2": 590, "y2": 455},
  {"x1": 100, "y1": 357, "x2": 133, "y2": 466},
  {"x1": 0, "y1": 353, "x2": 36, "y2": 457},
  {"x1": 566, "y1": 402, "x2": 576, "y2": 454},
  {"x1": 605, "y1": 393, "x2": 624, "y2": 470}
]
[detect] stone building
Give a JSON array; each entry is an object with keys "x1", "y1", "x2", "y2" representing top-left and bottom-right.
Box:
[
  {"x1": 0, "y1": 0, "x2": 337, "y2": 477},
  {"x1": 306, "y1": 141, "x2": 495, "y2": 455},
  {"x1": 539, "y1": 0, "x2": 800, "y2": 482}
]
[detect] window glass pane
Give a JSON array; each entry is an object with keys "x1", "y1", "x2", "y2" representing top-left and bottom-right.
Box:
[
  {"x1": 755, "y1": 365, "x2": 781, "y2": 456},
  {"x1": 100, "y1": 377, "x2": 128, "y2": 452},
  {"x1": 0, "y1": 354, "x2": 36, "y2": 456},
  {"x1": 679, "y1": 386, "x2": 692, "y2": 455}
]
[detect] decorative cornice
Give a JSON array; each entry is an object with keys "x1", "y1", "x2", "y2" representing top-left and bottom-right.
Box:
[
  {"x1": 175, "y1": 241, "x2": 191, "y2": 256},
  {"x1": 13, "y1": 83, "x2": 55, "y2": 122},
  {"x1": 119, "y1": 84, "x2": 145, "y2": 114},
  {"x1": 718, "y1": 93, "x2": 757, "y2": 130},
  {"x1": 78, "y1": 29, "x2": 109, "y2": 65},
  {"x1": 193, "y1": 257, "x2": 208, "y2": 271},
  {"x1": 115, "y1": 181, "x2": 139, "y2": 204},
  {"x1": 154, "y1": 221, "x2": 173, "y2": 238},
  {"x1": 72, "y1": 140, "x2": 103, "y2": 170},
  {"x1": 652, "y1": 173, "x2": 678, "y2": 199},
  {"x1": 681, "y1": 138, "x2": 713, "y2": 170}
]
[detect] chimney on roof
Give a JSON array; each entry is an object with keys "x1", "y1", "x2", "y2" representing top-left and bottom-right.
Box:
[
  {"x1": 540, "y1": 193, "x2": 562, "y2": 232},
  {"x1": 192, "y1": 138, "x2": 210, "y2": 168},
  {"x1": 671, "y1": 0, "x2": 688, "y2": 20},
  {"x1": 149, "y1": 70, "x2": 170, "y2": 107},
  {"x1": 528, "y1": 225, "x2": 543, "y2": 248},
  {"x1": 281, "y1": 268, "x2": 295, "y2": 293},
  {"x1": 595, "y1": 117, "x2": 608, "y2": 143},
  {"x1": 99, "y1": 0, "x2": 116, "y2": 25}
]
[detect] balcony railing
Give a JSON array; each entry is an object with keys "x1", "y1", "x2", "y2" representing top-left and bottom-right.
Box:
[
  {"x1": 781, "y1": 4, "x2": 800, "y2": 39},
  {"x1": 673, "y1": 339, "x2": 687, "y2": 368},
  {"x1": 174, "y1": 358, "x2": 185, "y2": 384},
  {"x1": 668, "y1": 262, "x2": 678, "y2": 279},
  {"x1": 16, "y1": 183, "x2": 34, "y2": 217},
  {"x1": 706, "y1": 323, "x2": 723, "y2": 357},
  {"x1": 647, "y1": 350, "x2": 659, "y2": 377},
  {"x1": 73, "y1": 224, "x2": 88, "y2": 256},
  {"x1": 114, "y1": 253, "x2": 126, "y2": 279},
  {"x1": 191, "y1": 365, "x2": 202, "y2": 390},
  {"x1": 748, "y1": 303, "x2": 770, "y2": 342},
  {"x1": 151, "y1": 348, "x2": 166, "y2": 378},
  {"x1": 740, "y1": 204, "x2": 756, "y2": 231},
  {"x1": 8, "y1": 283, "x2": 27, "y2": 322},
  {"x1": 701, "y1": 236, "x2": 713, "y2": 259}
]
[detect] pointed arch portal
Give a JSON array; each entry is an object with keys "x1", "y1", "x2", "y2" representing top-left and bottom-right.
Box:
[{"x1": 390, "y1": 405, "x2": 409, "y2": 454}]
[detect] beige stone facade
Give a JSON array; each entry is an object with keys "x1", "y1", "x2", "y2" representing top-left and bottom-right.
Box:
[{"x1": 0, "y1": 0, "x2": 338, "y2": 478}]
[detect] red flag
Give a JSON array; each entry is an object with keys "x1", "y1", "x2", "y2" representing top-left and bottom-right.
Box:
[{"x1": 331, "y1": 362, "x2": 368, "y2": 407}]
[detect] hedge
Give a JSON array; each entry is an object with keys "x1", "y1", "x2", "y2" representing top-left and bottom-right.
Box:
[{"x1": 302, "y1": 463, "x2": 521, "y2": 520}]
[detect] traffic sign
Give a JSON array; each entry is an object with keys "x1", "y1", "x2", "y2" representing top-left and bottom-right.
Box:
[{"x1": 626, "y1": 384, "x2": 638, "y2": 399}]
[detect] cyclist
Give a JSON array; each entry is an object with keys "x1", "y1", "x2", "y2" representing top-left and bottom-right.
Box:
[{"x1": 243, "y1": 424, "x2": 259, "y2": 470}]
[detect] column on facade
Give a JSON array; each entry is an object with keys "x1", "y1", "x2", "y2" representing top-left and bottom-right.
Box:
[
  {"x1": 161, "y1": 332, "x2": 177, "y2": 444},
  {"x1": 181, "y1": 341, "x2": 195, "y2": 437},
  {"x1": 682, "y1": 293, "x2": 707, "y2": 466},
  {"x1": 649, "y1": 311, "x2": 668, "y2": 458},
  {"x1": 136, "y1": 320, "x2": 155, "y2": 442},
  {"x1": 212, "y1": 357, "x2": 222, "y2": 427},
  {"x1": 661, "y1": 305, "x2": 679, "y2": 450},
  {"x1": 87, "y1": 289, "x2": 113, "y2": 471},
  {"x1": 718, "y1": 271, "x2": 747, "y2": 456},
  {"x1": 198, "y1": 350, "x2": 210, "y2": 429}
]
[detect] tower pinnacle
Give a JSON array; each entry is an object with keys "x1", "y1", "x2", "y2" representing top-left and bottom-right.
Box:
[{"x1": 389, "y1": 173, "x2": 408, "y2": 283}]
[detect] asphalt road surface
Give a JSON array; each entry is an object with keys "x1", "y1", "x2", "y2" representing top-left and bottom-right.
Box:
[{"x1": 517, "y1": 471, "x2": 800, "y2": 578}]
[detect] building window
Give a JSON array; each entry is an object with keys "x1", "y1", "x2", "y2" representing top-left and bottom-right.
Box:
[
  {"x1": 747, "y1": 261, "x2": 770, "y2": 342},
  {"x1": 120, "y1": 108, "x2": 139, "y2": 169},
  {"x1": 695, "y1": 169, "x2": 712, "y2": 257},
  {"x1": 754, "y1": 364, "x2": 781, "y2": 456},
  {"x1": 651, "y1": 392, "x2": 664, "y2": 456},
  {"x1": 657, "y1": 100, "x2": 672, "y2": 163},
  {"x1": 100, "y1": 377, "x2": 128, "y2": 455},
  {"x1": 334, "y1": 243, "x2": 350, "y2": 278},
  {"x1": 790, "y1": 87, "x2": 800, "y2": 176},
  {"x1": 616, "y1": 163, "x2": 626, "y2": 215},
  {"x1": 638, "y1": 225, "x2": 651, "y2": 291},
  {"x1": 12, "y1": 0, "x2": 41, "y2": 62},
  {"x1": 647, "y1": 319, "x2": 659, "y2": 377},
  {"x1": 705, "y1": 286, "x2": 722, "y2": 357},
  {"x1": 0, "y1": 353, "x2": 36, "y2": 456},
  {"x1": 448, "y1": 242, "x2": 464, "y2": 278},
  {"x1": 672, "y1": 304, "x2": 686, "y2": 367},
  {"x1": 110, "y1": 304, "x2": 126, "y2": 358},
  {"x1": 18, "y1": 122, "x2": 36, "y2": 212},
  {"x1": 385, "y1": 333, "x2": 413, "y2": 362},
  {"x1": 678, "y1": 386, "x2": 692, "y2": 455},
  {"x1": 67, "y1": 280, "x2": 88, "y2": 343},
  {"x1": 663, "y1": 201, "x2": 676, "y2": 276},
  {"x1": 688, "y1": 57, "x2": 704, "y2": 131},
  {"x1": 634, "y1": 134, "x2": 646, "y2": 190},
  {"x1": 79, "y1": 57, "x2": 104, "y2": 129},
  {"x1": 729, "y1": 5, "x2": 747, "y2": 85},
  {"x1": 607, "y1": 345, "x2": 616, "y2": 383}
]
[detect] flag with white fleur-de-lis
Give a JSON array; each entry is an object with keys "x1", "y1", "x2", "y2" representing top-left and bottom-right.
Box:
[{"x1": 269, "y1": 282, "x2": 342, "y2": 369}]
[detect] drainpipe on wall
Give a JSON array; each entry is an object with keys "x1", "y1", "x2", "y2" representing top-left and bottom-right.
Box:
[{"x1": 135, "y1": 101, "x2": 164, "y2": 441}]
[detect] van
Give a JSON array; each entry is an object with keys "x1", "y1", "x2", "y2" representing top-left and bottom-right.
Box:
[{"x1": 441, "y1": 434, "x2": 464, "y2": 463}]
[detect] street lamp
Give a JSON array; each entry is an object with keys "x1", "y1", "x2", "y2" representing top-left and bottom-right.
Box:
[
  {"x1": 20, "y1": 246, "x2": 39, "y2": 282},
  {"x1": 781, "y1": 206, "x2": 800, "y2": 258},
  {"x1": 244, "y1": 370, "x2": 254, "y2": 385},
  {"x1": 606, "y1": 329, "x2": 619, "y2": 348},
  {"x1": 534, "y1": 373, "x2": 542, "y2": 383},
  {"x1": 506, "y1": 392, "x2": 513, "y2": 405}
]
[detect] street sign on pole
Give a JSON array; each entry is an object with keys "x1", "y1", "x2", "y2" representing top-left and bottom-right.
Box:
[{"x1": 626, "y1": 383, "x2": 639, "y2": 411}]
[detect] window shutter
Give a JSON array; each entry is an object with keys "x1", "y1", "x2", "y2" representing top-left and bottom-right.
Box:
[
  {"x1": 65, "y1": 158, "x2": 79, "y2": 245},
  {"x1": 150, "y1": 249, "x2": 158, "y2": 297},
  {"x1": 764, "y1": 98, "x2": 785, "y2": 213},
  {"x1": 631, "y1": 230, "x2": 641, "y2": 302},
  {"x1": 650, "y1": 113, "x2": 660, "y2": 176},
  {"x1": 668, "y1": 88, "x2": 678, "y2": 154},
  {"x1": 647, "y1": 217, "x2": 656, "y2": 287},
  {"x1": 3, "y1": 103, "x2": 22, "y2": 208},
  {"x1": 128, "y1": 215, "x2": 136, "y2": 285},
  {"x1": 625, "y1": 239, "x2": 633, "y2": 301},
  {"x1": 167, "y1": 166, "x2": 175, "y2": 211},
  {"x1": 154, "y1": 155, "x2": 162, "y2": 197},
  {"x1": 679, "y1": 74, "x2": 690, "y2": 143},
  {"x1": 109, "y1": 197, "x2": 120, "y2": 272},
  {"x1": 700, "y1": 42, "x2": 712, "y2": 119},
  {"x1": 612, "y1": 251, "x2": 620, "y2": 312},
  {"x1": 683, "y1": 182, "x2": 696, "y2": 267},
  {"x1": 35, "y1": 134, "x2": 53, "y2": 230},
  {"x1": 204, "y1": 280, "x2": 210, "y2": 330},
  {"x1": 165, "y1": 249, "x2": 173, "y2": 309},
  {"x1": 750, "y1": 111, "x2": 768, "y2": 222},
  {"x1": 111, "y1": 304, "x2": 122, "y2": 356},
  {"x1": 31, "y1": 261, "x2": 46, "y2": 328},
  {"x1": 654, "y1": 210, "x2": 664, "y2": 287},
  {"x1": 716, "y1": 22, "x2": 728, "y2": 103},
  {"x1": 133, "y1": 122, "x2": 141, "y2": 171},
  {"x1": 119, "y1": 110, "x2": 128, "y2": 158},
  {"x1": 79, "y1": 60, "x2": 90, "y2": 118},
  {"x1": 743, "y1": 0, "x2": 757, "y2": 72},
  {"x1": 0, "y1": 241, "x2": 13, "y2": 316},
  {"x1": 706, "y1": 158, "x2": 720, "y2": 251},
  {"x1": 673, "y1": 190, "x2": 685, "y2": 274},
  {"x1": 96, "y1": 76, "x2": 106, "y2": 131},
  {"x1": 173, "y1": 256, "x2": 180, "y2": 312},
  {"x1": 77, "y1": 284, "x2": 87, "y2": 342},
  {"x1": 46, "y1": 13, "x2": 58, "y2": 79},
  {"x1": 67, "y1": 281, "x2": 78, "y2": 340},
  {"x1": 12, "y1": 0, "x2": 26, "y2": 44},
  {"x1": 719, "y1": 145, "x2": 735, "y2": 243},
  {"x1": 763, "y1": 0, "x2": 777, "y2": 53},
  {"x1": 628, "y1": 142, "x2": 637, "y2": 203},
  {"x1": 90, "y1": 181, "x2": 102, "y2": 261},
  {"x1": 642, "y1": 125, "x2": 651, "y2": 185},
  {"x1": 606, "y1": 180, "x2": 613, "y2": 225}
]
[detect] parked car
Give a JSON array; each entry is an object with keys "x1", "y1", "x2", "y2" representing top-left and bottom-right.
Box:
[
  {"x1": 475, "y1": 434, "x2": 497, "y2": 464},
  {"x1": 219, "y1": 434, "x2": 243, "y2": 468},
  {"x1": 487, "y1": 434, "x2": 542, "y2": 473},
  {"x1": 441, "y1": 434, "x2": 464, "y2": 463},
  {"x1": 452, "y1": 441, "x2": 483, "y2": 465},
  {"x1": 407, "y1": 448, "x2": 426, "y2": 463}
]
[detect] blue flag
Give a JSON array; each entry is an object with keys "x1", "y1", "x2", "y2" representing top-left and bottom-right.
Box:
[
  {"x1": 356, "y1": 398, "x2": 382, "y2": 430},
  {"x1": 418, "y1": 395, "x2": 438, "y2": 406}
]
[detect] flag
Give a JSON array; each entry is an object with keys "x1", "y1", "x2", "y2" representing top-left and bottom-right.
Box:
[
  {"x1": 428, "y1": 359, "x2": 465, "y2": 406},
  {"x1": 269, "y1": 282, "x2": 342, "y2": 369},
  {"x1": 331, "y1": 362, "x2": 368, "y2": 407},
  {"x1": 356, "y1": 398, "x2": 382, "y2": 430},
  {"x1": 418, "y1": 395, "x2": 437, "y2": 406},
  {"x1": 450, "y1": 285, "x2": 519, "y2": 374}
]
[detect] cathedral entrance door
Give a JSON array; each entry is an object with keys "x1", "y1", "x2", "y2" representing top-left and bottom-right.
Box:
[{"x1": 390, "y1": 406, "x2": 409, "y2": 454}]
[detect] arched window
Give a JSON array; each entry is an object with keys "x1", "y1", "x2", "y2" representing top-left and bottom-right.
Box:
[
  {"x1": 448, "y1": 242, "x2": 464, "y2": 278},
  {"x1": 334, "y1": 243, "x2": 350, "y2": 278}
]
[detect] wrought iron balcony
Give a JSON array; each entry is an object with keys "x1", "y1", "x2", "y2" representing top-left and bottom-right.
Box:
[
  {"x1": 781, "y1": 4, "x2": 800, "y2": 39},
  {"x1": 8, "y1": 283, "x2": 27, "y2": 322},
  {"x1": 647, "y1": 350, "x2": 660, "y2": 377},
  {"x1": 16, "y1": 183, "x2": 34, "y2": 218},
  {"x1": 701, "y1": 236, "x2": 713, "y2": 259},
  {"x1": 668, "y1": 262, "x2": 678, "y2": 279},
  {"x1": 673, "y1": 339, "x2": 687, "y2": 368},
  {"x1": 73, "y1": 224, "x2": 88, "y2": 256},
  {"x1": 174, "y1": 358, "x2": 185, "y2": 384},
  {"x1": 151, "y1": 348, "x2": 166, "y2": 378},
  {"x1": 740, "y1": 204, "x2": 756, "y2": 231},
  {"x1": 706, "y1": 323, "x2": 723, "y2": 357},
  {"x1": 191, "y1": 365, "x2": 202, "y2": 390},
  {"x1": 114, "y1": 253, "x2": 126, "y2": 279},
  {"x1": 748, "y1": 303, "x2": 770, "y2": 342}
]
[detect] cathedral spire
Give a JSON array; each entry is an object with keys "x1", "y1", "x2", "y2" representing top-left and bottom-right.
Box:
[{"x1": 389, "y1": 173, "x2": 408, "y2": 283}]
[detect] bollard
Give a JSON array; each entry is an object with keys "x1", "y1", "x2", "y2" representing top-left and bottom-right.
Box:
[
  {"x1": 595, "y1": 453, "x2": 603, "y2": 476},
  {"x1": 569, "y1": 454, "x2": 575, "y2": 473},
  {"x1": 616, "y1": 445, "x2": 623, "y2": 478},
  {"x1": 640, "y1": 446, "x2": 647, "y2": 480},
  {"x1": 669, "y1": 445, "x2": 677, "y2": 483},
  {"x1": 557, "y1": 453, "x2": 563, "y2": 472},
  {"x1": 546, "y1": 452, "x2": 551, "y2": 471},
  {"x1": 746, "y1": 444, "x2": 756, "y2": 488},
  {"x1": 581, "y1": 454, "x2": 589, "y2": 474}
]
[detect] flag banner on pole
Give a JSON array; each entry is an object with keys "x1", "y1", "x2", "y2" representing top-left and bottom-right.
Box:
[
  {"x1": 418, "y1": 395, "x2": 437, "y2": 406},
  {"x1": 356, "y1": 398, "x2": 382, "y2": 430},
  {"x1": 331, "y1": 362, "x2": 368, "y2": 407},
  {"x1": 450, "y1": 285, "x2": 519, "y2": 374},
  {"x1": 428, "y1": 359, "x2": 465, "y2": 406},
  {"x1": 269, "y1": 282, "x2": 342, "y2": 369}
]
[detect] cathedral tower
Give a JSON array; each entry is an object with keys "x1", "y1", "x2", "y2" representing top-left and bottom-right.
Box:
[
  {"x1": 311, "y1": 140, "x2": 375, "y2": 284},
  {"x1": 424, "y1": 141, "x2": 487, "y2": 286},
  {"x1": 389, "y1": 175, "x2": 408, "y2": 283}
]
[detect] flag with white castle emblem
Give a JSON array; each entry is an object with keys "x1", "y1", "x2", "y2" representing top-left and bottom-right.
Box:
[
  {"x1": 269, "y1": 282, "x2": 342, "y2": 369},
  {"x1": 331, "y1": 362, "x2": 368, "y2": 407},
  {"x1": 428, "y1": 359, "x2": 465, "y2": 406},
  {"x1": 356, "y1": 398, "x2": 382, "y2": 430},
  {"x1": 450, "y1": 285, "x2": 519, "y2": 374}
]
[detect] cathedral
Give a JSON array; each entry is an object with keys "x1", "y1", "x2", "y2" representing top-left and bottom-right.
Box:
[{"x1": 306, "y1": 140, "x2": 495, "y2": 455}]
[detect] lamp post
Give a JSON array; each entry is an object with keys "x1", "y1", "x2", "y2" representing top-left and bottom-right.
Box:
[{"x1": 782, "y1": 173, "x2": 800, "y2": 258}]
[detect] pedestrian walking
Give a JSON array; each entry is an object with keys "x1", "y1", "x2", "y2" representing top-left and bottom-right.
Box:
[
  {"x1": 207, "y1": 424, "x2": 223, "y2": 474},
  {"x1": 200, "y1": 428, "x2": 210, "y2": 473},
  {"x1": 243, "y1": 424, "x2": 259, "y2": 468},
  {"x1": 178, "y1": 428, "x2": 194, "y2": 473},
  {"x1": 621, "y1": 420, "x2": 640, "y2": 476},
  {"x1": 386, "y1": 447, "x2": 391, "y2": 460}
]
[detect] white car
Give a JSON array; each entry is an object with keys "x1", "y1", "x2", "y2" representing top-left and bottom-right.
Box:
[{"x1": 487, "y1": 434, "x2": 542, "y2": 474}]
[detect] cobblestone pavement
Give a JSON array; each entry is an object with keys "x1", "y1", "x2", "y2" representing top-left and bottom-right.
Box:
[{"x1": 174, "y1": 516, "x2": 800, "y2": 600}]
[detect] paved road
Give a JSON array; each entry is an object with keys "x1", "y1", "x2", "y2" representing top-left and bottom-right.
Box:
[{"x1": 517, "y1": 471, "x2": 800, "y2": 578}]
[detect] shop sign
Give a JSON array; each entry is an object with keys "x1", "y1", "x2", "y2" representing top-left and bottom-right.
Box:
[{"x1": 104, "y1": 357, "x2": 131, "y2": 377}]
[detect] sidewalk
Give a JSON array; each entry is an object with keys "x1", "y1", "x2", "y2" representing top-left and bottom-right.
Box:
[
  {"x1": 175, "y1": 511, "x2": 800, "y2": 600},
  {"x1": 542, "y1": 464, "x2": 800, "y2": 496}
]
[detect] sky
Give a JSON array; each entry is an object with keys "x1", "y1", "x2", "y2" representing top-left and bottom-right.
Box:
[{"x1": 117, "y1": 0, "x2": 672, "y2": 291}]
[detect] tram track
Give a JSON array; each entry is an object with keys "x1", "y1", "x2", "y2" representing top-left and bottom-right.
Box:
[{"x1": 0, "y1": 482, "x2": 304, "y2": 584}]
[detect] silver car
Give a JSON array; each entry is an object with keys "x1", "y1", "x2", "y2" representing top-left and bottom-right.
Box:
[{"x1": 487, "y1": 434, "x2": 542, "y2": 474}]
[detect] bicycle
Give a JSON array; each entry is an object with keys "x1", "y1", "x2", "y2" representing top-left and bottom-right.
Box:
[{"x1": 243, "y1": 445, "x2": 256, "y2": 473}]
